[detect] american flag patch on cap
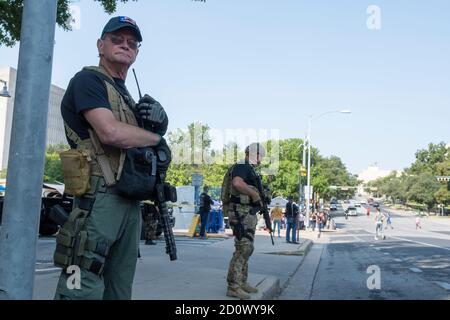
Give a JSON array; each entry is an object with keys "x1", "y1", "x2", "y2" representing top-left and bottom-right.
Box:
[{"x1": 119, "y1": 16, "x2": 136, "y2": 25}]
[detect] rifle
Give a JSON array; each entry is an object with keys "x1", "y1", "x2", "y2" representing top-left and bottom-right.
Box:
[
  {"x1": 154, "y1": 175, "x2": 178, "y2": 261},
  {"x1": 254, "y1": 175, "x2": 274, "y2": 246}
]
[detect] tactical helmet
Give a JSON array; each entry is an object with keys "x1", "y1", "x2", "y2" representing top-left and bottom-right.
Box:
[{"x1": 245, "y1": 143, "x2": 266, "y2": 158}]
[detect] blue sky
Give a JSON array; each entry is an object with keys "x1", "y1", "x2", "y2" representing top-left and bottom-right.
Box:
[{"x1": 1, "y1": 0, "x2": 449, "y2": 174}]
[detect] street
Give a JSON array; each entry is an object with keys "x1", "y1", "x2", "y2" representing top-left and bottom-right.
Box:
[
  {"x1": 31, "y1": 204, "x2": 450, "y2": 300},
  {"x1": 280, "y1": 205, "x2": 450, "y2": 300}
]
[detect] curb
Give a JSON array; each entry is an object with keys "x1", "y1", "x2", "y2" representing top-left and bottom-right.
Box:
[
  {"x1": 173, "y1": 231, "x2": 230, "y2": 238},
  {"x1": 262, "y1": 239, "x2": 313, "y2": 256},
  {"x1": 252, "y1": 276, "x2": 281, "y2": 300}
]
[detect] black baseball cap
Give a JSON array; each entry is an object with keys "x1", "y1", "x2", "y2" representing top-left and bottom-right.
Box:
[{"x1": 101, "y1": 16, "x2": 143, "y2": 42}]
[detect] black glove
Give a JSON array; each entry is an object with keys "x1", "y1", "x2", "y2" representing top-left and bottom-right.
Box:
[
  {"x1": 135, "y1": 94, "x2": 168, "y2": 136},
  {"x1": 154, "y1": 137, "x2": 172, "y2": 174}
]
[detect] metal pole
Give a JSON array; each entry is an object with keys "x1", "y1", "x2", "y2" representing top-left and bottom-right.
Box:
[
  {"x1": 298, "y1": 142, "x2": 303, "y2": 206},
  {"x1": 302, "y1": 136, "x2": 306, "y2": 206},
  {"x1": 306, "y1": 116, "x2": 312, "y2": 230},
  {"x1": 0, "y1": 0, "x2": 57, "y2": 300}
]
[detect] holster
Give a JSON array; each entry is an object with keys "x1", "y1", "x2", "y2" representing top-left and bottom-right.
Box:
[{"x1": 53, "y1": 186, "x2": 111, "y2": 276}]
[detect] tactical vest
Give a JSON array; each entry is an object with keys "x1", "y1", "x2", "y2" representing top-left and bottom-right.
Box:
[
  {"x1": 221, "y1": 163, "x2": 256, "y2": 215},
  {"x1": 64, "y1": 66, "x2": 138, "y2": 187}
]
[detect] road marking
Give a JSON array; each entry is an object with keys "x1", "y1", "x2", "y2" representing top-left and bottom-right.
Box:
[
  {"x1": 35, "y1": 267, "x2": 61, "y2": 273},
  {"x1": 434, "y1": 282, "x2": 450, "y2": 291},
  {"x1": 409, "y1": 268, "x2": 422, "y2": 273},
  {"x1": 390, "y1": 236, "x2": 450, "y2": 252}
]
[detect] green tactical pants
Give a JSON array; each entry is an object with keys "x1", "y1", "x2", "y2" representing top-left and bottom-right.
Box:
[
  {"x1": 54, "y1": 180, "x2": 141, "y2": 300},
  {"x1": 226, "y1": 205, "x2": 257, "y2": 290}
]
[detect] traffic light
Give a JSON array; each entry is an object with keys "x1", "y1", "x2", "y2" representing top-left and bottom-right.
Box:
[{"x1": 299, "y1": 166, "x2": 307, "y2": 177}]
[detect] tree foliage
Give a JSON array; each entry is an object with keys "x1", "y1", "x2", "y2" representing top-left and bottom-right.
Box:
[
  {"x1": 0, "y1": 0, "x2": 137, "y2": 47},
  {"x1": 369, "y1": 142, "x2": 450, "y2": 209},
  {"x1": 44, "y1": 144, "x2": 69, "y2": 182}
]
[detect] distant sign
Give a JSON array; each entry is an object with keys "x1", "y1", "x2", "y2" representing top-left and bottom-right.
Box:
[
  {"x1": 191, "y1": 173, "x2": 203, "y2": 187},
  {"x1": 304, "y1": 186, "x2": 313, "y2": 199}
]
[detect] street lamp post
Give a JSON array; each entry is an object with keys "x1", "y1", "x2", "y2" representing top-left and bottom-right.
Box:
[
  {"x1": 0, "y1": 79, "x2": 11, "y2": 98},
  {"x1": 305, "y1": 110, "x2": 351, "y2": 228},
  {"x1": 298, "y1": 140, "x2": 306, "y2": 207}
]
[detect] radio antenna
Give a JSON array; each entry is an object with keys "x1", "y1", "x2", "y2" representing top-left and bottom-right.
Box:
[{"x1": 132, "y1": 68, "x2": 142, "y2": 99}]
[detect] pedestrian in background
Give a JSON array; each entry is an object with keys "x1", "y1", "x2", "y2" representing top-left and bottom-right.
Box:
[
  {"x1": 199, "y1": 185, "x2": 214, "y2": 239},
  {"x1": 285, "y1": 196, "x2": 299, "y2": 244},
  {"x1": 142, "y1": 202, "x2": 159, "y2": 245},
  {"x1": 270, "y1": 203, "x2": 283, "y2": 238},
  {"x1": 415, "y1": 216, "x2": 422, "y2": 230},
  {"x1": 385, "y1": 211, "x2": 393, "y2": 230},
  {"x1": 374, "y1": 207, "x2": 385, "y2": 240},
  {"x1": 317, "y1": 211, "x2": 325, "y2": 238},
  {"x1": 298, "y1": 212, "x2": 305, "y2": 231}
]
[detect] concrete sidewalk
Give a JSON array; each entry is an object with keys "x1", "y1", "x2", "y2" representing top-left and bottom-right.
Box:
[{"x1": 33, "y1": 229, "x2": 313, "y2": 300}]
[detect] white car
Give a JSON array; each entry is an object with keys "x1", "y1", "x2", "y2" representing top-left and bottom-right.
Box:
[{"x1": 346, "y1": 206, "x2": 358, "y2": 216}]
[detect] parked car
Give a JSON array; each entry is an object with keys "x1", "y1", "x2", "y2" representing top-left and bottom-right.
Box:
[{"x1": 345, "y1": 206, "x2": 358, "y2": 216}]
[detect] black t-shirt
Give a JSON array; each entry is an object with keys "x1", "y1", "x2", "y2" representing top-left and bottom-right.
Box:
[
  {"x1": 61, "y1": 69, "x2": 132, "y2": 148},
  {"x1": 199, "y1": 192, "x2": 213, "y2": 213},
  {"x1": 231, "y1": 162, "x2": 258, "y2": 188},
  {"x1": 285, "y1": 201, "x2": 299, "y2": 218}
]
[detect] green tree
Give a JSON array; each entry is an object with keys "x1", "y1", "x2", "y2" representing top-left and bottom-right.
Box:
[
  {"x1": 408, "y1": 142, "x2": 449, "y2": 175},
  {"x1": 406, "y1": 172, "x2": 440, "y2": 211},
  {"x1": 0, "y1": 0, "x2": 139, "y2": 47}
]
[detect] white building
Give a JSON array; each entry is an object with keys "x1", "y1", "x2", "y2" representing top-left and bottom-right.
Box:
[
  {"x1": 358, "y1": 165, "x2": 393, "y2": 184},
  {"x1": 0, "y1": 66, "x2": 66, "y2": 170},
  {"x1": 357, "y1": 165, "x2": 394, "y2": 196}
]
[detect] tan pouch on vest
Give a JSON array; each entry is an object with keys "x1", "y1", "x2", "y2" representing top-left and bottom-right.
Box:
[{"x1": 59, "y1": 149, "x2": 91, "y2": 196}]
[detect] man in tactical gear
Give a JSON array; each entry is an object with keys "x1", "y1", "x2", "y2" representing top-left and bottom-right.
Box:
[
  {"x1": 54, "y1": 16, "x2": 168, "y2": 300},
  {"x1": 224, "y1": 143, "x2": 272, "y2": 300}
]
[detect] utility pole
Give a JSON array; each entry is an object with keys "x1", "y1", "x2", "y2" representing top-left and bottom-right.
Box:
[{"x1": 0, "y1": 0, "x2": 58, "y2": 299}]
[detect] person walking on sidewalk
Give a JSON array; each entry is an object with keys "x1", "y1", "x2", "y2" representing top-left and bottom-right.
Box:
[
  {"x1": 298, "y1": 211, "x2": 306, "y2": 231},
  {"x1": 222, "y1": 143, "x2": 272, "y2": 300},
  {"x1": 199, "y1": 185, "x2": 214, "y2": 239},
  {"x1": 316, "y1": 211, "x2": 325, "y2": 238},
  {"x1": 374, "y1": 207, "x2": 385, "y2": 240},
  {"x1": 285, "y1": 196, "x2": 299, "y2": 244},
  {"x1": 270, "y1": 203, "x2": 283, "y2": 238}
]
